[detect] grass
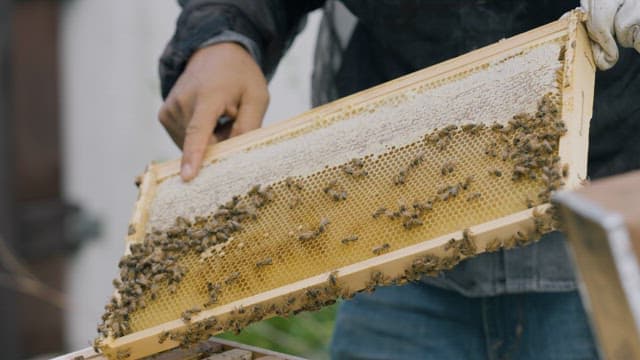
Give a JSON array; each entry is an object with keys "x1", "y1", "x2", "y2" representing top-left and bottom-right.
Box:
[{"x1": 216, "y1": 303, "x2": 338, "y2": 359}]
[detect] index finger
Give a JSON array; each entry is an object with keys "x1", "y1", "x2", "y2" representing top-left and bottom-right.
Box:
[{"x1": 181, "y1": 103, "x2": 224, "y2": 182}]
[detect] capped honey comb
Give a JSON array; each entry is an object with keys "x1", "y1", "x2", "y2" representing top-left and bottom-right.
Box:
[{"x1": 98, "y1": 12, "x2": 595, "y2": 359}]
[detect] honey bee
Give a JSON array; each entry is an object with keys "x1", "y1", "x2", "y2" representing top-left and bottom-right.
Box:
[
  {"x1": 403, "y1": 218, "x2": 423, "y2": 229},
  {"x1": 562, "y1": 163, "x2": 569, "y2": 178},
  {"x1": 502, "y1": 235, "x2": 517, "y2": 250},
  {"x1": 540, "y1": 140, "x2": 554, "y2": 153},
  {"x1": 175, "y1": 216, "x2": 191, "y2": 229},
  {"x1": 394, "y1": 167, "x2": 408, "y2": 185},
  {"x1": 443, "y1": 124, "x2": 458, "y2": 133},
  {"x1": 323, "y1": 179, "x2": 338, "y2": 193},
  {"x1": 285, "y1": 177, "x2": 303, "y2": 190},
  {"x1": 525, "y1": 196, "x2": 535, "y2": 208},
  {"x1": 214, "y1": 208, "x2": 230, "y2": 218},
  {"x1": 488, "y1": 168, "x2": 502, "y2": 177},
  {"x1": 461, "y1": 123, "x2": 476, "y2": 132},
  {"x1": 466, "y1": 192, "x2": 482, "y2": 201},
  {"x1": 181, "y1": 307, "x2": 202, "y2": 323},
  {"x1": 424, "y1": 132, "x2": 440, "y2": 144},
  {"x1": 298, "y1": 230, "x2": 317, "y2": 241},
  {"x1": 342, "y1": 158, "x2": 368, "y2": 178},
  {"x1": 410, "y1": 151, "x2": 426, "y2": 168},
  {"x1": 318, "y1": 217, "x2": 331, "y2": 233},
  {"x1": 341, "y1": 235, "x2": 359, "y2": 244},
  {"x1": 501, "y1": 147, "x2": 514, "y2": 161},
  {"x1": 328, "y1": 271, "x2": 339, "y2": 288},
  {"x1": 413, "y1": 200, "x2": 433, "y2": 212},
  {"x1": 305, "y1": 288, "x2": 321, "y2": 299},
  {"x1": 440, "y1": 254, "x2": 461, "y2": 270},
  {"x1": 372, "y1": 243, "x2": 390, "y2": 255},
  {"x1": 256, "y1": 258, "x2": 273, "y2": 268},
  {"x1": 462, "y1": 123, "x2": 484, "y2": 135},
  {"x1": 485, "y1": 144, "x2": 498, "y2": 158},
  {"x1": 224, "y1": 272, "x2": 240, "y2": 285},
  {"x1": 441, "y1": 160, "x2": 457, "y2": 176},
  {"x1": 333, "y1": 190, "x2": 348, "y2": 201},
  {"x1": 372, "y1": 207, "x2": 387, "y2": 218},
  {"x1": 460, "y1": 229, "x2": 477, "y2": 256},
  {"x1": 258, "y1": 185, "x2": 275, "y2": 202},
  {"x1": 558, "y1": 45, "x2": 566, "y2": 61},
  {"x1": 436, "y1": 138, "x2": 450, "y2": 151},
  {"x1": 158, "y1": 331, "x2": 170, "y2": 344},
  {"x1": 444, "y1": 238, "x2": 458, "y2": 252},
  {"x1": 514, "y1": 231, "x2": 528, "y2": 245},
  {"x1": 116, "y1": 349, "x2": 131, "y2": 360},
  {"x1": 512, "y1": 165, "x2": 527, "y2": 180},
  {"x1": 461, "y1": 175, "x2": 474, "y2": 190},
  {"x1": 485, "y1": 238, "x2": 502, "y2": 252},
  {"x1": 283, "y1": 296, "x2": 297, "y2": 307},
  {"x1": 181, "y1": 311, "x2": 191, "y2": 322},
  {"x1": 248, "y1": 184, "x2": 261, "y2": 195}
]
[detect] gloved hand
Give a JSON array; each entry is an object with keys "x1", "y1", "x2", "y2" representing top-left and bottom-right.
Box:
[{"x1": 581, "y1": 0, "x2": 640, "y2": 70}]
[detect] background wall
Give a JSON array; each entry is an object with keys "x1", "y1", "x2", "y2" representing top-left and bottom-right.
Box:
[{"x1": 60, "y1": 0, "x2": 321, "y2": 351}]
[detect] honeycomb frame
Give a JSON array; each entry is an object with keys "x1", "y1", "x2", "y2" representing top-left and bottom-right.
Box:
[{"x1": 100, "y1": 12, "x2": 595, "y2": 359}]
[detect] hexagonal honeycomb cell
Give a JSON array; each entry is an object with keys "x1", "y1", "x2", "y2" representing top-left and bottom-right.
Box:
[{"x1": 98, "y1": 13, "x2": 595, "y2": 360}]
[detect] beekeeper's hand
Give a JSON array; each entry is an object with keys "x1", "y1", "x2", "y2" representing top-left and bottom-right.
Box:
[
  {"x1": 159, "y1": 42, "x2": 269, "y2": 181},
  {"x1": 581, "y1": 0, "x2": 640, "y2": 70}
]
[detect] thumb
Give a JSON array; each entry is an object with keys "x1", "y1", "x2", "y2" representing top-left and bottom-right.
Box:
[{"x1": 614, "y1": 1, "x2": 640, "y2": 53}]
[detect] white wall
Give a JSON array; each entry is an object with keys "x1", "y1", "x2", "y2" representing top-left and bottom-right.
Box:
[{"x1": 60, "y1": 0, "x2": 320, "y2": 350}]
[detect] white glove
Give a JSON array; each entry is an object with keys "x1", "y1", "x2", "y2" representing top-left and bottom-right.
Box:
[{"x1": 581, "y1": 0, "x2": 640, "y2": 70}]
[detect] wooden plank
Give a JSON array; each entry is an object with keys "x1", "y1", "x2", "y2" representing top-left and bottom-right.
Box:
[
  {"x1": 554, "y1": 171, "x2": 640, "y2": 360},
  {"x1": 204, "y1": 349, "x2": 252, "y2": 360},
  {"x1": 574, "y1": 170, "x2": 640, "y2": 257},
  {"x1": 557, "y1": 14, "x2": 595, "y2": 191},
  {"x1": 53, "y1": 337, "x2": 305, "y2": 360}
]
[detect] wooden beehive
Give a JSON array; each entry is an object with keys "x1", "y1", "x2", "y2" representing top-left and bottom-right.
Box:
[{"x1": 97, "y1": 11, "x2": 595, "y2": 359}]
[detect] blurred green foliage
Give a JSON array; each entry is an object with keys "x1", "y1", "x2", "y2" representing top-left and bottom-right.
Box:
[{"x1": 216, "y1": 303, "x2": 338, "y2": 359}]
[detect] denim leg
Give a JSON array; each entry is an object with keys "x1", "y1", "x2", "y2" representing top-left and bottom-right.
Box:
[
  {"x1": 502, "y1": 291, "x2": 600, "y2": 360},
  {"x1": 330, "y1": 283, "x2": 488, "y2": 359}
]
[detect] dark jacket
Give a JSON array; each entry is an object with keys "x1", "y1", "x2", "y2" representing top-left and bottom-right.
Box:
[{"x1": 159, "y1": 0, "x2": 640, "y2": 296}]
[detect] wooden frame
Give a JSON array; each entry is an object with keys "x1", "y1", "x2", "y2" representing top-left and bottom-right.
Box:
[
  {"x1": 54, "y1": 337, "x2": 306, "y2": 360},
  {"x1": 102, "y1": 12, "x2": 595, "y2": 359}
]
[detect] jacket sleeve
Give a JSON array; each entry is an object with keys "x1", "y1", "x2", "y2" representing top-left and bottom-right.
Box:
[{"x1": 159, "y1": 0, "x2": 325, "y2": 99}]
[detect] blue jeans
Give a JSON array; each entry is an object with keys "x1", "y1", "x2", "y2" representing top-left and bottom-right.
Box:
[{"x1": 330, "y1": 283, "x2": 599, "y2": 359}]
